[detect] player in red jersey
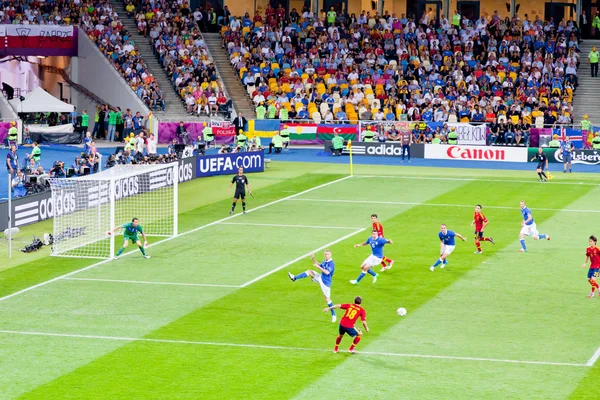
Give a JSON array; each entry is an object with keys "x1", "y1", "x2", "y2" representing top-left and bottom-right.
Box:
[
  {"x1": 471, "y1": 205, "x2": 495, "y2": 254},
  {"x1": 371, "y1": 214, "x2": 394, "y2": 271},
  {"x1": 582, "y1": 235, "x2": 600, "y2": 298},
  {"x1": 324, "y1": 296, "x2": 369, "y2": 354}
]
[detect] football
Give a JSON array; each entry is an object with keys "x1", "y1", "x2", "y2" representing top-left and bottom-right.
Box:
[{"x1": 397, "y1": 307, "x2": 407, "y2": 317}]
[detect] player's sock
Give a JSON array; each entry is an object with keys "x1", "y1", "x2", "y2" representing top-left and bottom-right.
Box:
[
  {"x1": 295, "y1": 272, "x2": 308, "y2": 280},
  {"x1": 139, "y1": 246, "x2": 146, "y2": 256},
  {"x1": 349, "y1": 336, "x2": 362, "y2": 351},
  {"x1": 334, "y1": 334, "x2": 343, "y2": 351},
  {"x1": 432, "y1": 259, "x2": 442, "y2": 268},
  {"x1": 442, "y1": 258, "x2": 447, "y2": 266},
  {"x1": 520, "y1": 239, "x2": 527, "y2": 251},
  {"x1": 475, "y1": 240, "x2": 481, "y2": 252},
  {"x1": 242, "y1": 202, "x2": 246, "y2": 211},
  {"x1": 538, "y1": 233, "x2": 547, "y2": 239},
  {"x1": 383, "y1": 257, "x2": 392, "y2": 264},
  {"x1": 537, "y1": 172, "x2": 543, "y2": 180},
  {"x1": 328, "y1": 302, "x2": 335, "y2": 316},
  {"x1": 380, "y1": 260, "x2": 388, "y2": 268},
  {"x1": 231, "y1": 202, "x2": 237, "y2": 212},
  {"x1": 541, "y1": 171, "x2": 548, "y2": 179},
  {"x1": 356, "y1": 272, "x2": 367, "y2": 282},
  {"x1": 116, "y1": 247, "x2": 125, "y2": 256},
  {"x1": 482, "y1": 237, "x2": 491, "y2": 242},
  {"x1": 366, "y1": 268, "x2": 377, "y2": 277}
]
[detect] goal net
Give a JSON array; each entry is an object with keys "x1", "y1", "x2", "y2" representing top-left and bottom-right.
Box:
[{"x1": 48, "y1": 164, "x2": 178, "y2": 259}]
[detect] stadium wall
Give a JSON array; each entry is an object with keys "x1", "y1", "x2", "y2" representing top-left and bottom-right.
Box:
[{"x1": 74, "y1": 29, "x2": 158, "y2": 133}]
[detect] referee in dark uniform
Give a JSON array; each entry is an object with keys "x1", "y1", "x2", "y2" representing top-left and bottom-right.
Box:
[
  {"x1": 229, "y1": 167, "x2": 252, "y2": 214},
  {"x1": 530, "y1": 147, "x2": 549, "y2": 182}
]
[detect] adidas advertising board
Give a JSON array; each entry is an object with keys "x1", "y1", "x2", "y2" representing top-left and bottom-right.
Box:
[{"x1": 323, "y1": 141, "x2": 425, "y2": 158}]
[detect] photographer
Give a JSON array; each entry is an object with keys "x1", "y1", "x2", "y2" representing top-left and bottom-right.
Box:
[
  {"x1": 50, "y1": 161, "x2": 66, "y2": 178},
  {"x1": 12, "y1": 170, "x2": 27, "y2": 198},
  {"x1": 106, "y1": 154, "x2": 117, "y2": 169}
]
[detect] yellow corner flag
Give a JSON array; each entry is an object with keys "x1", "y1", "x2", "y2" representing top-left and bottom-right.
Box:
[
  {"x1": 547, "y1": 171, "x2": 553, "y2": 180},
  {"x1": 347, "y1": 139, "x2": 353, "y2": 176}
]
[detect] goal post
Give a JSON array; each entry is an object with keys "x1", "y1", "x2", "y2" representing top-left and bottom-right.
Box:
[{"x1": 48, "y1": 164, "x2": 178, "y2": 259}]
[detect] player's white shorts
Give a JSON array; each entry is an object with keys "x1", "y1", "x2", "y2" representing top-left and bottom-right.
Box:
[
  {"x1": 442, "y1": 245, "x2": 455, "y2": 256},
  {"x1": 520, "y1": 222, "x2": 539, "y2": 237},
  {"x1": 364, "y1": 254, "x2": 383, "y2": 267},
  {"x1": 313, "y1": 273, "x2": 331, "y2": 298}
]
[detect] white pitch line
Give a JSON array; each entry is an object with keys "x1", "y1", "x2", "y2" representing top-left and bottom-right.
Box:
[
  {"x1": 356, "y1": 175, "x2": 600, "y2": 186},
  {"x1": 239, "y1": 228, "x2": 366, "y2": 288},
  {"x1": 61, "y1": 277, "x2": 241, "y2": 288},
  {"x1": 586, "y1": 346, "x2": 600, "y2": 366},
  {"x1": 290, "y1": 198, "x2": 600, "y2": 214},
  {"x1": 219, "y1": 222, "x2": 362, "y2": 230},
  {"x1": 0, "y1": 176, "x2": 352, "y2": 303},
  {"x1": 0, "y1": 330, "x2": 586, "y2": 367}
]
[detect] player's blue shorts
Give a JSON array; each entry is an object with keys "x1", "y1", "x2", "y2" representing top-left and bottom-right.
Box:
[
  {"x1": 474, "y1": 231, "x2": 484, "y2": 239},
  {"x1": 563, "y1": 153, "x2": 572, "y2": 163},
  {"x1": 588, "y1": 268, "x2": 600, "y2": 279},
  {"x1": 339, "y1": 325, "x2": 359, "y2": 337}
]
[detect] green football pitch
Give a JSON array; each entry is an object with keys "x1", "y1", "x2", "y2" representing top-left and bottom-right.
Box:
[{"x1": 1, "y1": 161, "x2": 600, "y2": 399}]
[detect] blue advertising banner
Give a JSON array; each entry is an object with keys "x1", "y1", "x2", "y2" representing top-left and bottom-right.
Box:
[{"x1": 196, "y1": 152, "x2": 265, "y2": 177}]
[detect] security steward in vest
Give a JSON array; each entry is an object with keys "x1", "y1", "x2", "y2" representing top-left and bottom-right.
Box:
[{"x1": 447, "y1": 128, "x2": 458, "y2": 144}]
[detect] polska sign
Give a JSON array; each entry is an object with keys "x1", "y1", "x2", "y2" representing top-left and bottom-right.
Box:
[{"x1": 424, "y1": 144, "x2": 528, "y2": 162}]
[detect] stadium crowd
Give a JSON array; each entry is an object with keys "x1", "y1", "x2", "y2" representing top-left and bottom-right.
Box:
[
  {"x1": 0, "y1": 0, "x2": 165, "y2": 110},
  {"x1": 222, "y1": 6, "x2": 581, "y2": 144},
  {"x1": 127, "y1": 0, "x2": 232, "y2": 117}
]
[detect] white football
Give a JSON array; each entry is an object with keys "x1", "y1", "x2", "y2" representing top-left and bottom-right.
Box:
[{"x1": 397, "y1": 307, "x2": 407, "y2": 317}]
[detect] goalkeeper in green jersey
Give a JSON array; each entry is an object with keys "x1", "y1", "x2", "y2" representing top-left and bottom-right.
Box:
[{"x1": 108, "y1": 218, "x2": 150, "y2": 258}]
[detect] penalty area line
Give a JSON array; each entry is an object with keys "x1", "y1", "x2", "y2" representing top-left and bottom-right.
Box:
[
  {"x1": 0, "y1": 175, "x2": 353, "y2": 303},
  {"x1": 0, "y1": 330, "x2": 586, "y2": 367},
  {"x1": 219, "y1": 222, "x2": 363, "y2": 230},
  {"x1": 586, "y1": 345, "x2": 600, "y2": 366}
]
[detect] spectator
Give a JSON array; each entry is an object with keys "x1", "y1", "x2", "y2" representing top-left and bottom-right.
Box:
[
  {"x1": 176, "y1": 122, "x2": 190, "y2": 145},
  {"x1": 12, "y1": 170, "x2": 27, "y2": 198},
  {"x1": 6, "y1": 145, "x2": 18, "y2": 178}
]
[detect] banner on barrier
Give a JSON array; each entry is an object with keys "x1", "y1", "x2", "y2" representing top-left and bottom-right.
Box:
[
  {"x1": 425, "y1": 144, "x2": 528, "y2": 162},
  {"x1": 446, "y1": 123, "x2": 487, "y2": 146},
  {"x1": 196, "y1": 152, "x2": 265, "y2": 177},
  {"x1": 528, "y1": 147, "x2": 600, "y2": 165},
  {"x1": 211, "y1": 121, "x2": 236, "y2": 136},
  {"x1": 0, "y1": 25, "x2": 77, "y2": 56}
]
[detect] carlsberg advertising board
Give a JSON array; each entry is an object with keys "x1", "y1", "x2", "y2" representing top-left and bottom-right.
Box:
[{"x1": 528, "y1": 148, "x2": 600, "y2": 165}]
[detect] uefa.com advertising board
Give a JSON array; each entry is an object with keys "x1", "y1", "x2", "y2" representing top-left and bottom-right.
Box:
[{"x1": 0, "y1": 152, "x2": 265, "y2": 231}]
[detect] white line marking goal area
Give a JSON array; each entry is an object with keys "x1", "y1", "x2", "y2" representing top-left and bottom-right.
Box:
[{"x1": 0, "y1": 330, "x2": 589, "y2": 368}]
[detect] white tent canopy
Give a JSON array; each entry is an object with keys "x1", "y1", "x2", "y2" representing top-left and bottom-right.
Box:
[{"x1": 10, "y1": 87, "x2": 75, "y2": 113}]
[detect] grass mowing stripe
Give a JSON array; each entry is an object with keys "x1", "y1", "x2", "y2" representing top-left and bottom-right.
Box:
[
  {"x1": 290, "y1": 198, "x2": 600, "y2": 213},
  {"x1": 0, "y1": 330, "x2": 586, "y2": 367},
  {"x1": 219, "y1": 222, "x2": 362, "y2": 230},
  {"x1": 0, "y1": 175, "x2": 352, "y2": 304},
  {"x1": 60, "y1": 278, "x2": 242, "y2": 288},
  {"x1": 357, "y1": 175, "x2": 600, "y2": 186}
]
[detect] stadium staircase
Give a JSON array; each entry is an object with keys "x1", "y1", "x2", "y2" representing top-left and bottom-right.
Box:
[
  {"x1": 202, "y1": 33, "x2": 256, "y2": 117},
  {"x1": 40, "y1": 65, "x2": 113, "y2": 108},
  {"x1": 573, "y1": 39, "x2": 600, "y2": 126},
  {"x1": 109, "y1": 0, "x2": 194, "y2": 121}
]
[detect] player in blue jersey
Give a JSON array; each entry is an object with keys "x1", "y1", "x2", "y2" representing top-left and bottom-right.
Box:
[
  {"x1": 519, "y1": 200, "x2": 550, "y2": 252},
  {"x1": 288, "y1": 250, "x2": 337, "y2": 322},
  {"x1": 351, "y1": 230, "x2": 393, "y2": 285},
  {"x1": 430, "y1": 224, "x2": 466, "y2": 271}
]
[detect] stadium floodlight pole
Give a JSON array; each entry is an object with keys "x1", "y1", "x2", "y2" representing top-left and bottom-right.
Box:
[
  {"x1": 172, "y1": 162, "x2": 178, "y2": 235},
  {"x1": 7, "y1": 173, "x2": 11, "y2": 259}
]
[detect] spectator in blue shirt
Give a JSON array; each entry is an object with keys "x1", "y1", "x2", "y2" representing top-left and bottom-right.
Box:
[
  {"x1": 12, "y1": 170, "x2": 27, "y2": 198},
  {"x1": 6, "y1": 145, "x2": 18, "y2": 178}
]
